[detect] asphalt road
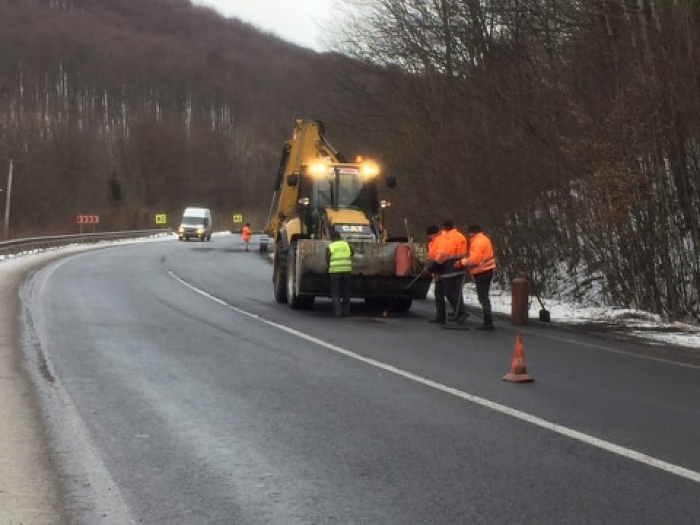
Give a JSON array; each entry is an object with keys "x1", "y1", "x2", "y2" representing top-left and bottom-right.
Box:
[{"x1": 3, "y1": 233, "x2": 700, "y2": 524}]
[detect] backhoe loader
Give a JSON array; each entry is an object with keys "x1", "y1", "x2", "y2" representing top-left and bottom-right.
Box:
[{"x1": 264, "y1": 119, "x2": 429, "y2": 311}]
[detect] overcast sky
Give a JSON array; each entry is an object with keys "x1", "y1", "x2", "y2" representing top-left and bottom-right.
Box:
[{"x1": 194, "y1": 0, "x2": 334, "y2": 52}]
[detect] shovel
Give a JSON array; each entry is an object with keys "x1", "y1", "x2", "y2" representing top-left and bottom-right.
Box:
[{"x1": 532, "y1": 286, "x2": 551, "y2": 322}]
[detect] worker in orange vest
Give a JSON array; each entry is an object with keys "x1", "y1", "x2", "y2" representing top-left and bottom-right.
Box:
[
  {"x1": 424, "y1": 224, "x2": 446, "y2": 324},
  {"x1": 242, "y1": 223, "x2": 252, "y2": 251},
  {"x1": 457, "y1": 223, "x2": 496, "y2": 330},
  {"x1": 426, "y1": 220, "x2": 468, "y2": 325}
]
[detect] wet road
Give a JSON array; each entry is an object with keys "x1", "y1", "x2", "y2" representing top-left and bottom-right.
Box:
[{"x1": 13, "y1": 233, "x2": 700, "y2": 524}]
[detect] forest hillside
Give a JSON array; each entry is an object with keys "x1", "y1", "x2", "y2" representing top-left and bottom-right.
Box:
[{"x1": 0, "y1": 0, "x2": 362, "y2": 233}]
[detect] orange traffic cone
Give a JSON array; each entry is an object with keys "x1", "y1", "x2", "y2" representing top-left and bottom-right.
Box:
[{"x1": 502, "y1": 331, "x2": 534, "y2": 383}]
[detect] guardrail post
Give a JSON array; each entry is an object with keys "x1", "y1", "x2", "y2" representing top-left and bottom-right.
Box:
[{"x1": 4, "y1": 157, "x2": 13, "y2": 239}]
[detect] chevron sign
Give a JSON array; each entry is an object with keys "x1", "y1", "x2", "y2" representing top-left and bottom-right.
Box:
[{"x1": 77, "y1": 215, "x2": 100, "y2": 224}]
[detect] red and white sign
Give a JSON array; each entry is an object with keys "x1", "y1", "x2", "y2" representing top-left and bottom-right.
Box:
[{"x1": 77, "y1": 215, "x2": 100, "y2": 224}]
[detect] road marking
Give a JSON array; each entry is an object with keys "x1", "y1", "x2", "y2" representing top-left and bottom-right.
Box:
[
  {"x1": 169, "y1": 271, "x2": 700, "y2": 485},
  {"x1": 514, "y1": 327, "x2": 700, "y2": 370}
]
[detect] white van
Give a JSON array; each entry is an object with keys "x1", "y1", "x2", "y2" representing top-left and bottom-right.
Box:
[{"x1": 178, "y1": 207, "x2": 212, "y2": 241}]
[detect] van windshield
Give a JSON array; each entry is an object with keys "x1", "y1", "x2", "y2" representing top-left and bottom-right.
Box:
[{"x1": 181, "y1": 217, "x2": 205, "y2": 226}]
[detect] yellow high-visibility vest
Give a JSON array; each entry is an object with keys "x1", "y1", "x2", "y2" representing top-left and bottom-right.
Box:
[{"x1": 328, "y1": 240, "x2": 353, "y2": 274}]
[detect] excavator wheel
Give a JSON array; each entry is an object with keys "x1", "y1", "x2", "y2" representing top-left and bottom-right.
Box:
[
  {"x1": 273, "y1": 246, "x2": 288, "y2": 303},
  {"x1": 392, "y1": 298, "x2": 412, "y2": 313},
  {"x1": 286, "y1": 245, "x2": 315, "y2": 310}
]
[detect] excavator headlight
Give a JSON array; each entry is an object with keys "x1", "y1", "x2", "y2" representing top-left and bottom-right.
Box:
[
  {"x1": 360, "y1": 161, "x2": 380, "y2": 178},
  {"x1": 309, "y1": 162, "x2": 330, "y2": 176}
]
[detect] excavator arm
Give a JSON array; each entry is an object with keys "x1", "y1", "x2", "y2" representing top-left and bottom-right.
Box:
[{"x1": 264, "y1": 119, "x2": 347, "y2": 240}]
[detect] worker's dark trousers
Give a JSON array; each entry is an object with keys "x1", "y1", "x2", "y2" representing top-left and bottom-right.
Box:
[
  {"x1": 441, "y1": 274, "x2": 465, "y2": 316},
  {"x1": 473, "y1": 270, "x2": 494, "y2": 324},
  {"x1": 330, "y1": 273, "x2": 351, "y2": 317},
  {"x1": 433, "y1": 278, "x2": 446, "y2": 322}
]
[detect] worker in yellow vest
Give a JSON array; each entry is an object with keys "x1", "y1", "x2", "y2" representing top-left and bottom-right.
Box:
[{"x1": 326, "y1": 231, "x2": 354, "y2": 317}]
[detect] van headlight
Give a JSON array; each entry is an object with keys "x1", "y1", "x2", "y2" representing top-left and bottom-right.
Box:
[
  {"x1": 178, "y1": 226, "x2": 184, "y2": 233},
  {"x1": 197, "y1": 228, "x2": 204, "y2": 234}
]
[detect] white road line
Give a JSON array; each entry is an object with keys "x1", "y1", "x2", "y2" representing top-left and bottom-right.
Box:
[
  {"x1": 169, "y1": 271, "x2": 700, "y2": 485},
  {"x1": 515, "y1": 328, "x2": 700, "y2": 370}
]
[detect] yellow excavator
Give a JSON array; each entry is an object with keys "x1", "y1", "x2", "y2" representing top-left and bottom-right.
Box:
[{"x1": 264, "y1": 119, "x2": 429, "y2": 311}]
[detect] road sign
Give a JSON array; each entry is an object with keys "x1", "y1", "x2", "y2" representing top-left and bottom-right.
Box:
[
  {"x1": 233, "y1": 214, "x2": 243, "y2": 223},
  {"x1": 155, "y1": 213, "x2": 167, "y2": 225},
  {"x1": 76, "y1": 215, "x2": 99, "y2": 224}
]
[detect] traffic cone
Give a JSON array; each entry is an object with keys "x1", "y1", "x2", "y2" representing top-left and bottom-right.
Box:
[{"x1": 502, "y1": 331, "x2": 534, "y2": 382}]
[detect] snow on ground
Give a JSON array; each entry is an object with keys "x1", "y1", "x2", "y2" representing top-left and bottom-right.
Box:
[
  {"x1": 0, "y1": 230, "x2": 176, "y2": 262},
  {"x1": 453, "y1": 282, "x2": 700, "y2": 349},
  {"x1": 2, "y1": 231, "x2": 699, "y2": 349}
]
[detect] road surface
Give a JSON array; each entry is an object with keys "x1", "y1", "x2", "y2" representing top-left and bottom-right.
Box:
[{"x1": 2, "y1": 233, "x2": 700, "y2": 524}]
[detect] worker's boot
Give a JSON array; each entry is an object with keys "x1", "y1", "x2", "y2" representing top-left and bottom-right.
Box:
[
  {"x1": 456, "y1": 310, "x2": 469, "y2": 325},
  {"x1": 431, "y1": 302, "x2": 446, "y2": 323},
  {"x1": 476, "y1": 314, "x2": 494, "y2": 331}
]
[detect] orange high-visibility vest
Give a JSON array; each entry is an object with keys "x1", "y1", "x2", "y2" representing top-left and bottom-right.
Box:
[
  {"x1": 444, "y1": 228, "x2": 467, "y2": 258},
  {"x1": 466, "y1": 232, "x2": 496, "y2": 275},
  {"x1": 427, "y1": 234, "x2": 441, "y2": 262},
  {"x1": 242, "y1": 225, "x2": 252, "y2": 241},
  {"x1": 433, "y1": 230, "x2": 463, "y2": 278}
]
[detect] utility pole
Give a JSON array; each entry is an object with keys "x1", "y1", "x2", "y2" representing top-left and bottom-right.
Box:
[{"x1": 4, "y1": 157, "x2": 13, "y2": 239}]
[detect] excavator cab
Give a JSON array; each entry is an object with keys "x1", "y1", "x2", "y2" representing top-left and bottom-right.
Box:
[{"x1": 294, "y1": 161, "x2": 381, "y2": 241}]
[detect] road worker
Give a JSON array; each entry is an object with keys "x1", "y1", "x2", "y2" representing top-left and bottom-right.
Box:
[
  {"x1": 426, "y1": 220, "x2": 468, "y2": 325},
  {"x1": 424, "y1": 224, "x2": 446, "y2": 324},
  {"x1": 457, "y1": 224, "x2": 496, "y2": 330},
  {"x1": 326, "y1": 231, "x2": 354, "y2": 317},
  {"x1": 242, "y1": 223, "x2": 252, "y2": 251}
]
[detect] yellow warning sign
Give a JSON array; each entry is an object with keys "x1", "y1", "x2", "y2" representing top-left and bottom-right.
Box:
[
  {"x1": 155, "y1": 213, "x2": 167, "y2": 225},
  {"x1": 233, "y1": 214, "x2": 243, "y2": 223}
]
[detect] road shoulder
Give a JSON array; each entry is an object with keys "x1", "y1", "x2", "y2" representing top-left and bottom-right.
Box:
[{"x1": 0, "y1": 251, "x2": 79, "y2": 525}]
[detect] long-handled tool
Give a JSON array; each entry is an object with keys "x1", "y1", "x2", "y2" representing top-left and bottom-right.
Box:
[
  {"x1": 382, "y1": 272, "x2": 426, "y2": 318},
  {"x1": 530, "y1": 281, "x2": 551, "y2": 322},
  {"x1": 403, "y1": 217, "x2": 413, "y2": 243},
  {"x1": 455, "y1": 270, "x2": 484, "y2": 319},
  {"x1": 404, "y1": 272, "x2": 424, "y2": 290},
  {"x1": 445, "y1": 270, "x2": 471, "y2": 326}
]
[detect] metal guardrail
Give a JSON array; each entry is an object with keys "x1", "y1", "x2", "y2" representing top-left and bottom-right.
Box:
[{"x1": 0, "y1": 229, "x2": 173, "y2": 259}]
